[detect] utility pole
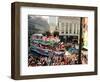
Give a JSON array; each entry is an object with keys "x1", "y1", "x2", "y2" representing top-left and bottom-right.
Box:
[{"x1": 78, "y1": 17, "x2": 82, "y2": 64}]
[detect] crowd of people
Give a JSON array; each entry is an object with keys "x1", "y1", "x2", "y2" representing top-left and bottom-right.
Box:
[
  {"x1": 28, "y1": 51, "x2": 87, "y2": 67},
  {"x1": 28, "y1": 54, "x2": 75, "y2": 66},
  {"x1": 28, "y1": 29, "x2": 88, "y2": 67}
]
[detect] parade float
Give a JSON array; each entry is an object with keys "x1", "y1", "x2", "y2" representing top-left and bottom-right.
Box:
[{"x1": 29, "y1": 34, "x2": 65, "y2": 57}]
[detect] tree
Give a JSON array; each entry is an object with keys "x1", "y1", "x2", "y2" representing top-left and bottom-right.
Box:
[
  {"x1": 53, "y1": 31, "x2": 59, "y2": 37},
  {"x1": 45, "y1": 31, "x2": 51, "y2": 37},
  {"x1": 42, "y1": 32, "x2": 46, "y2": 36}
]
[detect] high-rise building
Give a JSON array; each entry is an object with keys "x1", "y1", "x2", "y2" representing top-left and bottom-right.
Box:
[{"x1": 48, "y1": 16, "x2": 58, "y2": 33}]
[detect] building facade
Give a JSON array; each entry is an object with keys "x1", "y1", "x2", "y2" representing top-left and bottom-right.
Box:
[{"x1": 57, "y1": 16, "x2": 81, "y2": 43}]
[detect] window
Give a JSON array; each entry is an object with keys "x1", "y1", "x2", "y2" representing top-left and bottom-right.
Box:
[
  {"x1": 74, "y1": 23, "x2": 76, "y2": 34},
  {"x1": 77, "y1": 24, "x2": 80, "y2": 34},
  {"x1": 61, "y1": 22, "x2": 64, "y2": 27},
  {"x1": 61, "y1": 22, "x2": 64, "y2": 34},
  {"x1": 69, "y1": 23, "x2": 72, "y2": 33},
  {"x1": 66, "y1": 23, "x2": 68, "y2": 33}
]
